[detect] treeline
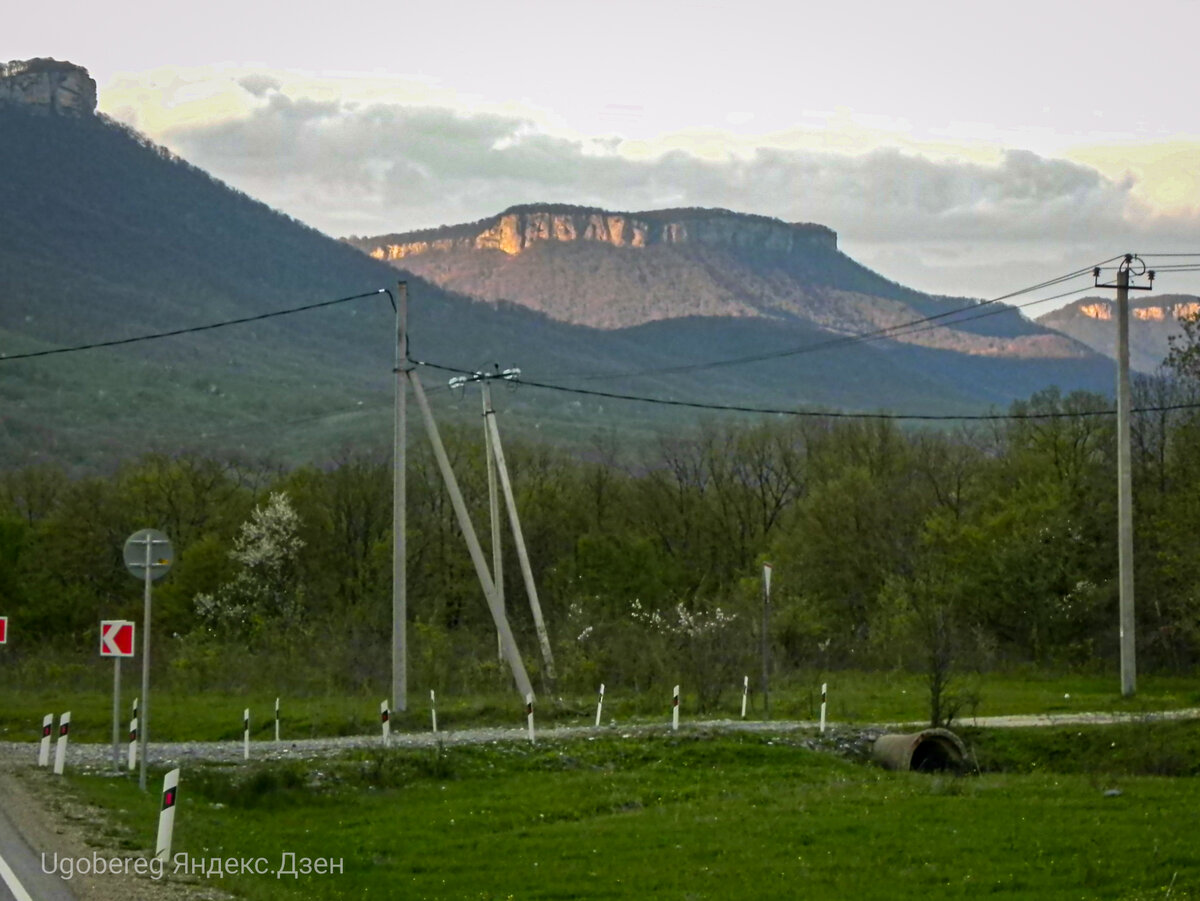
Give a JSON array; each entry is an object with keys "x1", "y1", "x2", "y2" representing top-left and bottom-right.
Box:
[{"x1": 3, "y1": 370, "x2": 1200, "y2": 718}]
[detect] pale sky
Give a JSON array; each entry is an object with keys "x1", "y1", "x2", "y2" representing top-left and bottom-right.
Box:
[{"x1": 10, "y1": 0, "x2": 1200, "y2": 305}]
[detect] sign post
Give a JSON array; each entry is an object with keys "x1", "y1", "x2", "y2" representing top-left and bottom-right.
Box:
[
  {"x1": 100, "y1": 620, "x2": 135, "y2": 771},
  {"x1": 124, "y1": 529, "x2": 173, "y2": 791}
]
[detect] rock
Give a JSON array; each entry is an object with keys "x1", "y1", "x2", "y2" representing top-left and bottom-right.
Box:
[{"x1": 0, "y1": 58, "x2": 97, "y2": 116}]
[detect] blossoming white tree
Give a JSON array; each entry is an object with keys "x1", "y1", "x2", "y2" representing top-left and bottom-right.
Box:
[{"x1": 195, "y1": 491, "x2": 305, "y2": 636}]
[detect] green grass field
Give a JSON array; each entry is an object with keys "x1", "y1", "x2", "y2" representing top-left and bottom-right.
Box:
[{"x1": 52, "y1": 725, "x2": 1200, "y2": 899}]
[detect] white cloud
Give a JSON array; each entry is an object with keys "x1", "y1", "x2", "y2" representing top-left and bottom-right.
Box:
[{"x1": 152, "y1": 82, "x2": 1200, "y2": 300}]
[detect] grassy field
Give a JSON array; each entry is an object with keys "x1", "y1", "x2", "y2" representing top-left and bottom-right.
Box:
[
  {"x1": 53, "y1": 725, "x2": 1200, "y2": 900},
  {"x1": 4, "y1": 669, "x2": 1200, "y2": 745}
]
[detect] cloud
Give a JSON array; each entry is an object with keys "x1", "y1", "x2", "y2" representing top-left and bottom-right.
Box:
[
  {"x1": 159, "y1": 85, "x2": 1200, "y2": 300},
  {"x1": 237, "y1": 74, "x2": 282, "y2": 97}
]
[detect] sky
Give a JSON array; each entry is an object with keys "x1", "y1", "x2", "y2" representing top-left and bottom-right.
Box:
[{"x1": 11, "y1": 0, "x2": 1200, "y2": 307}]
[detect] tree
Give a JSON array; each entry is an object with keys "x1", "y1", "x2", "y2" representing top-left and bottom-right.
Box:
[{"x1": 194, "y1": 491, "x2": 305, "y2": 637}]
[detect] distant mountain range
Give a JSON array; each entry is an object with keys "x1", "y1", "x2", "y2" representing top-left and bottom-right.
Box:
[
  {"x1": 1036, "y1": 295, "x2": 1200, "y2": 374},
  {"x1": 0, "y1": 59, "x2": 1139, "y2": 470}
]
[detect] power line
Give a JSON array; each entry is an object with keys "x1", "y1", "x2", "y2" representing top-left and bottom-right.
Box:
[
  {"x1": 0, "y1": 289, "x2": 389, "y2": 362},
  {"x1": 414, "y1": 358, "x2": 1200, "y2": 422}
]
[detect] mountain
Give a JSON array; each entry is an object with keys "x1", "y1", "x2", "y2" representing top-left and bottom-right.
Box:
[
  {"x1": 348, "y1": 204, "x2": 1111, "y2": 364},
  {"x1": 0, "y1": 61, "x2": 1119, "y2": 470},
  {"x1": 1036, "y1": 295, "x2": 1200, "y2": 374}
]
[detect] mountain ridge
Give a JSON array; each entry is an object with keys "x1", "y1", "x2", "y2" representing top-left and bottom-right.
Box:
[{"x1": 347, "y1": 204, "x2": 1103, "y2": 371}]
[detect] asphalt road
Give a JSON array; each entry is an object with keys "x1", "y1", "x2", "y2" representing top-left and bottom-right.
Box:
[{"x1": 0, "y1": 795, "x2": 75, "y2": 901}]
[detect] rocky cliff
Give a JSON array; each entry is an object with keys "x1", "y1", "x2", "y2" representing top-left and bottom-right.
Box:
[
  {"x1": 1037, "y1": 295, "x2": 1200, "y2": 373},
  {"x1": 0, "y1": 58, "x2": 97, "y2": 116},
  {"x1": 356, "y1": 205, "x2": 838, "y2": 262}
]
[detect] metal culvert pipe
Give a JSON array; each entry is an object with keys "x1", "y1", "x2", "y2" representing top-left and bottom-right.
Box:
[{"x1": 872, "y1": 728, "x2": 968, "y2": 772}]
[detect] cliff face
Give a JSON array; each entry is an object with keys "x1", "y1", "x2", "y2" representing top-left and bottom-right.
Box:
[
  {"x1": 1072, "y1": 299, "x2": 1200, "y2": 322},
  {"x1": 0, "y1": 59, "x2": 97, "y2": 116},
  {"x1": 361, "y1": 206, "x2": 838, "y2": 261},
  {"x1": 1037, "y1": 295, "x2": 1200, "y2": 373}
]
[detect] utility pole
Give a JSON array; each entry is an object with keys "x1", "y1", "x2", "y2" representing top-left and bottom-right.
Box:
[
  {"x1": 453, "y1": 368, "x2": 557, "y2": 689},
  {"x1": 761, "y1": 563, "x2": 772, "y2": 719},
  {"x1": 410, "y1": 370, "x2": 536, "y2": 702},
  {"x1": 1093, "y1": 256, "x2": 1154, "y2": 697},
  {"x1": 392, "y1": 281, "x2": 408, "y2": 713},
  {"x1": 483, "y1": 380, "x2": 504, "y2": 663}
]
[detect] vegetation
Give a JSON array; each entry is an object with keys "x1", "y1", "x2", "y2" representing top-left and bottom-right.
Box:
[
  {"x1": 58, "y1": 729, "x2": 1200, "y2": 899},
  {"x1": 4, "y1": 335, "x2": 1200, "y2": 726}
]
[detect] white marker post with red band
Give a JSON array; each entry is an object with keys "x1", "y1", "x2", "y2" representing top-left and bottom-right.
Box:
[
  {"x1": 525, "y1": 694, "x2": 535, "y2": 744},
  {"x1": 128, "y1": 716, "x2": 138, "y2": 772},
  {"x1": 672, "y1": 685, "x2": 680, "y2": 732},
  {"x1": 380, "y1": 700, "x2": 390, "y2": 745},
  {"x1": 53, "y1": 712, "x2": 70, "y2": 775},
  {"x1": 0, "y1": 615, "x2": 7, "y2": 644},
  {"x1": 275, "y1": 697, "x2": 280, "y2": 744},
  {"x1": 243, "y1": 709, "x2": 250, "y2": 760},
  {"x1": 741, "y1": 675, "x2": 749, "y2": 719},
  {"x1": 128, "y1": 698, "x2": 139, "y2": 772},
  {"x1": 819, "y1": 682, "x2": 827, "y2": 734},
  {"x1": 38, "y1": 714, "x2": 52, "y2": 767},
  {"x1": 430, "y1": 690, "x2": 438, "y2": 734},
  {"x1": 595, "y1": 683, "x2": 605, "y2": 727},
  {"x1": 156, "y1": 768, "x2": 180, "y2": 862}
]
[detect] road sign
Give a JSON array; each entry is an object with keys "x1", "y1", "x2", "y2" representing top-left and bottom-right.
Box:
[
  {"x1": 0, "y1": 615, "x2": 7, "y2": 644},
  {"x1": 123, "y1": 529, "x2": 174, "y2": 581},
  {"x1": 100, "y1": 620, "x2": 135, "y2": 657}
]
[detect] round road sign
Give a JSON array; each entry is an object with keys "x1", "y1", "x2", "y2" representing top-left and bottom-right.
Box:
[{"x1": 123, "y1": 529, "x2": 174, "y2": 581}]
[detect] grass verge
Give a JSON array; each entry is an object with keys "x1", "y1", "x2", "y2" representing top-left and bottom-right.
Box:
[{"x1": 51, "y1": 728, "x2": 1200, "y2": 900}]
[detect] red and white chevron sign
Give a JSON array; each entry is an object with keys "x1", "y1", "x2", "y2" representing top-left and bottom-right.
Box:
[
  {"x1": 100, "y1": 620, "x2": 135, "y2": 657},
  {"x1": 0, "y1": 616, "x2": 7, "y2": 644}
]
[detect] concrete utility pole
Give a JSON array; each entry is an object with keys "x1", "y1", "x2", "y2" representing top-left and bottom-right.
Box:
[
  {"x1": 392, "y1": 281, "x2": 408, "y2": 713},
  {"x1": 761, "y1": 563, "x2": 772, "y2": 718},
  {"x1": 483, "y1": 381, "x2": 505, "y2": 663},
  {"x1": 1093, "y1": 256, "x2": 1154, "y2": 697},
  {"x1": 484, "y1": 384, "x2": 557, "y2": 689},
  {"x1": 409, "y1": 370, "x2": 536, "y2": 702},
  {"x1": 452, "y1": 368, "x2": 557, "y2": 689}
]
